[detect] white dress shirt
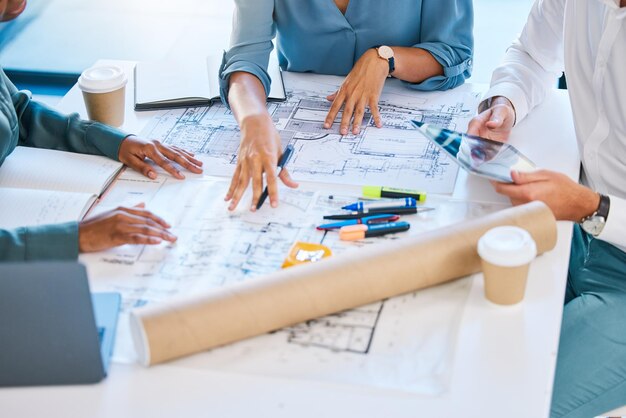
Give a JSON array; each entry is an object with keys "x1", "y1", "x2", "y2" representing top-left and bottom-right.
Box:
[{"x1": 483, "y1": 0, "x2": 626, "y2": 252}]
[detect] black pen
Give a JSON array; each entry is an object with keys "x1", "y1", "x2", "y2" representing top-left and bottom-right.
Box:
[
  {"x1": 323, "y1": 207, "x2": 424, "y2": 220},
  {"x1": 256, "y1": 144, "x2": 295, "y2": 210}
]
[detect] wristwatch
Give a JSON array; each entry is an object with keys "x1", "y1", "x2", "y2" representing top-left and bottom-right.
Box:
[
  {"x1": 374, "y1": 45, "x2": 395, "y2": 77},
  {"x1": 580, "y1": 193, "x2": 611, "y2": 237}
]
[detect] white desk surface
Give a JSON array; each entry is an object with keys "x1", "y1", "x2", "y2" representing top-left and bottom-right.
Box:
[{"x1": 0, "y1": 60, "x2": 580, "y2": 418}]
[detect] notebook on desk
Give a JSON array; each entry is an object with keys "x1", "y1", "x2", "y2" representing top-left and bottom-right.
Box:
[
  {"x1": 0, "y1": 146, "x2": 123, "y2": 229},
  {"x1": 0, "y1": 262, "x2": 121, "y2": 386},
  {"x1": 134, "y1": 52, "x2": 287, "y2": 110}
]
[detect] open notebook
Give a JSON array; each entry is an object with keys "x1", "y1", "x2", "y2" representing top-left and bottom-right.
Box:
[
  {"x1": 134, "y1": 52, "x2": 286, "y2": 111},
  {"x1": 0, "y1": 147, "x2": 123, "y2": 229}
]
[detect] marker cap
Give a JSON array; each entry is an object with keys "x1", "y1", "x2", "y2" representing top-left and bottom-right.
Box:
[
  {"x1": 362, "y1": 186, "x2": 426, "y2": 202},
  {"x1": 339, "y1": 224, "x2": 368, "y2": 241}
]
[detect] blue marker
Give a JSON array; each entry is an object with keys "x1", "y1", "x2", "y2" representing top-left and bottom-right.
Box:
[
  {"x1": 316, "y1": 214, "x2": 400, "y2": 230},
  {"x1": 342, "y1": 197, "x2": 417, "y2": 212}
]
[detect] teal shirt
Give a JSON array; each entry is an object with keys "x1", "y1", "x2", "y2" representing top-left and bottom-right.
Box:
[
  {"x1": 0, "y1": 68, "x2": 127, "y2": 261},
  {"x1": 219, "y1": 0, "x2": 474, "y2": 104}
]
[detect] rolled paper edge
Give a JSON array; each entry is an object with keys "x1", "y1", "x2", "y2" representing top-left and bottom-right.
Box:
[{"x1": 132, "y1": 201, "x2": 557, "y2": 366}]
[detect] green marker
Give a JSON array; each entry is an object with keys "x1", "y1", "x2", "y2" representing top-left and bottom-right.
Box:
[{"x1": 362, "y1": 186, "x2": 427, "y2": 203}]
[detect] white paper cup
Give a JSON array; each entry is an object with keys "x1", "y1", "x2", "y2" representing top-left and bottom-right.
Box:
[
  {"x1": 477, "y1": 226, "x2": 537, "y2": 305},
  {"x1": 78, "y1": 65, "x2": 127, "y2": 127}
]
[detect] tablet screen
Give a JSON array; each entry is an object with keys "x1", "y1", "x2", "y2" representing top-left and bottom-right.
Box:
[{"x1": 411, "y1": 120, "x2": 536, "y2": 183}]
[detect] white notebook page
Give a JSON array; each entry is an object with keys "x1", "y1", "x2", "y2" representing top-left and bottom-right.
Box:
[
  {"x1": 0, "y1": 147, "x2": 122, "y2": 195},
  {"x1": 0, "y1": 187, "x2": 96, "y2": 229}
]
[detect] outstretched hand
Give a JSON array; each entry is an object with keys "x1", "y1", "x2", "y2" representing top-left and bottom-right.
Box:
[
  {"x1": 224, "y1": 115, "x2": 298, "y2": 211},
  {"x1": 118, "y1": 136, "x2": 203, "y2": 180},
  {"x1": 79, "y1": 203, "x2": 176, "y2": 252},
  {"x1": 323, "y1": 49, "x2": 386, "y2": 135}
]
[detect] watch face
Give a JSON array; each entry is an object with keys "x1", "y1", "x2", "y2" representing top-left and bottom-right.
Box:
[
  {"x1": 582, "y1": 216, "x2": 606, "y2": 236},
  {"x1": 377, "y1": 45, "x2": 394, "y2": 60}
]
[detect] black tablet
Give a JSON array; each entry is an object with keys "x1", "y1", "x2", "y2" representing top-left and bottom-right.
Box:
[{"x1": 411, "y1": 120, "x2": 536, "y2": 183}]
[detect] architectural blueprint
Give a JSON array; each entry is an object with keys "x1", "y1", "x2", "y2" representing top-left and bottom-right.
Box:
[
  {"x1": 82, "y1": 169, "x2": 506, "y2": 394},
  {"x1": 140, "y1": 73, "x2": 483, "y2": 193}
]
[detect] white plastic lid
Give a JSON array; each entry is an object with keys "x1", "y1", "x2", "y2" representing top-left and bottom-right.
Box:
[
  {"x1": 477, "y1": 226, "x2": 537, "y2": 267},
  {"x1": 78, "y1": 65, "x2": 127, "y2": 94}
]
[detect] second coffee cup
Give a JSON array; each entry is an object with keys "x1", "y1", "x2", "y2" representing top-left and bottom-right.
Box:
[{"x1": 477, "y1": 226, "x2": 537, "y2": 305}]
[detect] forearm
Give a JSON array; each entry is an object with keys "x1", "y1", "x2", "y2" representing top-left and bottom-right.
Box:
[
  {"x1": 228, "y1": 71, "x2": 272, "y2": 124},
  {"x1": 0, "y1": 222, "x2": 79, "y2": 261},
  {"x1": 17, "y1": 99, "x2": 127, "y2": 160},
  {"x1": 483, "y1": 0, "x2": 565, "y2": 124},
  {"x1": 390, "y1": 47, "x2": 444, "y2": 84}
]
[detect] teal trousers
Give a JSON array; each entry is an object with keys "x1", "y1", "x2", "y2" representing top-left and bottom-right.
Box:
[{"x1": 551, "y1": 225, "x2": 626, "y2": 418}]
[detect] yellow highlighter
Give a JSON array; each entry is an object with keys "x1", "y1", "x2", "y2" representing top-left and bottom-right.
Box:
[
  {"x1": 362, "y1": 185, "x2": 427, "y2": 203},
  {"x1": 282, "y1": 241, "x2": 332, "y2": 269}
]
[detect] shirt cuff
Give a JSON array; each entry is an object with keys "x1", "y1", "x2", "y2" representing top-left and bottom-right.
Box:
[
  {"x1": 219, "y1": 53, "x2": 272, "y2": 108},
  {"x1": 482, "y1": 82, "x2": 530, "y2": 126},
  {"x1": 596, "y1": 195, "x2": 626, "y2": 253},
  {"x1": 84, "y1": 122, "x2": 127, "y2": 161},
  {"x1": 22, "y1": 221, "x2": 80, "y2": 261}
]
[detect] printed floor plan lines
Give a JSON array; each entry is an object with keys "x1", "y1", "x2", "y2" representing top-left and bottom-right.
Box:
[{"x1": 141, "y1": 73, "x2": 482, "y2": 193}]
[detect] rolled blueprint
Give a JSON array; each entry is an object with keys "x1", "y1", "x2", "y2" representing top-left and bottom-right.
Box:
[{"x1": 130, "y1": 201, "x2": 557, "y2": 366}]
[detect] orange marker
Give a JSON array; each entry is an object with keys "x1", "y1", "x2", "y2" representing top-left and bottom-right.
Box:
[{"x1": 339, "y1": 222, "x2": 410, "y2": 241}]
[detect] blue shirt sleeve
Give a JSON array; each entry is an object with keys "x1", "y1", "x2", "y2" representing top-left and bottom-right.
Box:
[
  {"x1": 0, "y1": 222, "x2": 79, "y2": 261},
  {"x1": 406, "y1": 0, "x2": 474, "y2": 91},
  {"x1": 218, "y1": 0, "x2": 276, "y2": 107},
  {"x1": 0, "y1": 69, "x2": 126, "y2": 261},
  {"x1": 3, "y1": 71, "x2": 128, "y2": 161}
]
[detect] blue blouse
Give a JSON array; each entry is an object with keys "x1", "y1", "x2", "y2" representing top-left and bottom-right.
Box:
[
  {"x1": 0, "y1": 69, "x2": 127, "y2": 261},
  {"x1": 219, "y1": 0, "x2": 474, "y2": 103}
]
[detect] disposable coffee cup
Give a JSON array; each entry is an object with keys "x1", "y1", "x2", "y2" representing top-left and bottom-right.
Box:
[
  {"x1": 477, "y1": 226, "x2": 537, "y2": 305},
  {"x1": 78, "y1": 65, "x2": 127, "y2": 127}
]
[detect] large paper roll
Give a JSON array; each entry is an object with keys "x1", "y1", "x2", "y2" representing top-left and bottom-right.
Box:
[{"x1": 130, "y1": 201, "x2": 557, "y2": 366}]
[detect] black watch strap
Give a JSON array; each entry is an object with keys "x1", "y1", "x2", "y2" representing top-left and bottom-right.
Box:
[
  {"x1": 597, "y1": 194, "x2": 611, "y2": 220},
  {"x1": 387, "y1": 56, "x2": 396, "y2": 74}
]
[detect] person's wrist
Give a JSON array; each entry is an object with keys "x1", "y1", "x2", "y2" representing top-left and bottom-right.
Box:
[
  {"x1": 480, "y1": 96, "x2": 517, "y2": 125},
  {"x1": 577, "y1": 188, "x2": 601, "y2": 221},
  {"x1": 366, "y1": 48, "x2": 391, "y2": 73}
]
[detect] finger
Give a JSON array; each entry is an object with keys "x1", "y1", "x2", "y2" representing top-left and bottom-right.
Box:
[
  {"x1": 339, "y1": 100, "x2": 355, "y2": 136},
  {"x1": 128, "y1": 155, "x2": 158, "y2": 179},
  {"x1": 171, "y1": 145, "x2": 196, "y2": 158},
  {"x1": 492, "y1": 182, "x2": 531, "y2": 201},
  {"x1": 511, "y1": 169, "x2": 550, "y2": 185},
  {"x1": 264, "y1": 164, "x2": 280, "y2": 208},
  {"x1": 351, "y1": 100, "x2": 366, "y2": 134},
  {"x1": 466, "y1": 111, "x2": 491, "y2": 136},
  {"x1": 249, "y1": 158, "x2": 264, "y2": 211},
  {"x1": 278, "y1": 168, "x2": 299, "y2": 189},
  {"x1": 225, "y1": 164, "x2": 242, "y2": 201},
  {"x1": 126, "y1": 234, "x2": 163, "y2": 246},
  {"x1": 118, "y1": 206, "x2": 171, "y2": 228},
  {"x1": 147, "y1": 147, "x2": 184, "y2": 179},
  {"x1": 158, "y1": 145, "x2": 203, "y2": 174},
  {"x1": 121, "y1": 223, "x2": 177, "y2": 243},
  {"x1": 228, "y1": 164, "x2": 251, "y2": 211},
  {"x1": 369, "y1": 98, "x2": 382, "y2": 128},
  {"x1": 167, "y1": 145, "x2": 204, "y2": 167},
  {"x1": 324, "y1": 92, "x2": 345, "y2": 129},
  {"x1": 326, "y1": 91, "x2": 337, "y2": 102},
  {"x1": 485, "y1": 106, "x2": 508, "y2": 129}
]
